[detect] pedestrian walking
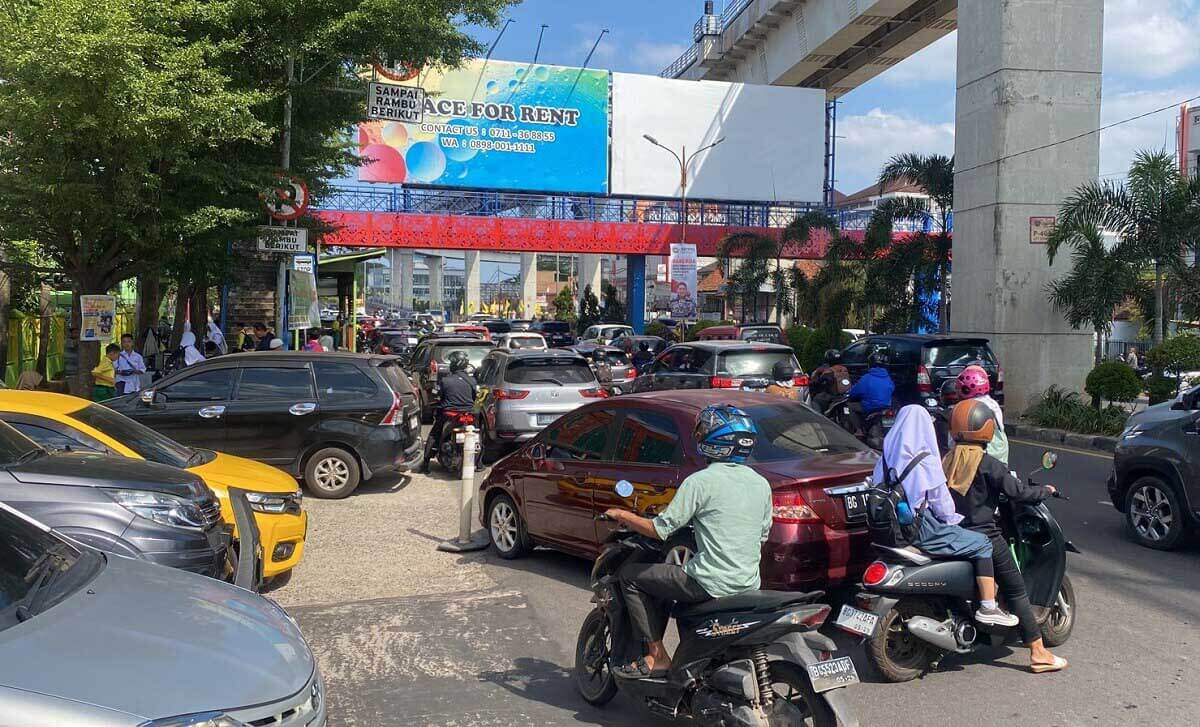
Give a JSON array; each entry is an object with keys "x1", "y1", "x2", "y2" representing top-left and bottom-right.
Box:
[{"x1": 1126, "y1": 347, "x2": 1139, "y2": 370}]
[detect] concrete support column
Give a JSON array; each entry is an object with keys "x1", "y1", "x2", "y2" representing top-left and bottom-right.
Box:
[
  {"x1": 426, "y1": 254, "x2": 444, "y2": 313},
  {"x1": 388, "y1": 248, "x2": 414, "y2": 311},
  {"x1": 952, "y1": 0, "x2": 1102, "y2": 412},
  {"x1": 627, "y1": 255, "x2": 646, "y2": 334},
  {"x1": 578, "y1": 254, "x2": 602, "y2": 298},
  {"x1": 520, "y1": 253, "x2": 537, "y2": 318},
  {"x1": 463, "y1": 250, "x2": 481, "y2": 317}
]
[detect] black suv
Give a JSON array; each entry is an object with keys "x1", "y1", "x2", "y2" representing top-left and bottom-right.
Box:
[
  {"x1": 107, "y1": 352, "x2": 421, "y2": 499},
  {"x1": 0, "y1": 421, "x2": 231, "y2": 576},
  {"x1": 530, "y1": 319, "x2": 575, "y2": 347},
  {"x1": 841, "y1": 334, "x2": 1003, "y2": 407},
  {"x1": 408, "y1": 336, "x2": 496, "y2": 422},
  {"x1": 1108, "y1": 385, "x2": 1200, "y2": 550},
  {"x1": 630, "y1": 341, "x2": 807, "y2": 397}
]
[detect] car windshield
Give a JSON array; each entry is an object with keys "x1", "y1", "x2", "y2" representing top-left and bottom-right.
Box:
[
  {"x1": 926, "y1": 343, "x2": 997, "y2": 368},
  {"x1": 0, "y1": 421, "x2": 44, "y2": 466},
  {"x1": 433, "y1": 344, "x2": 492, "y2": 367},
  {"x1": 720, "y1": 350, "x2": 800, "y2": 377},
  {"x1": 541, "y1": 321, "x2": 570, "y2": 332},
  {"x1": 505, "y1": 358, "x2": 595, "y2": 385},
  {"x1": 743, "y1": 402, "x2": 867, "y2": 462},
  {"x1": 71, "y1": 404, "x2": 196, "y2": 469},
  {"x1": 0, "y1": 504, "x2": 98, "y2": 630}
]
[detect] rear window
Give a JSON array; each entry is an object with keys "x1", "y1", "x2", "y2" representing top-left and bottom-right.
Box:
[
  {"x1": 596, "y1": 350, "x2": 631, "y2": 366},
  {"x1": 376, "y1": 361, "x2": 415, "y2": 394},
  {"x1": 482, "y1": 321, "x2": 511, "y2": 334},
  {"x1": 719, "y1": 350, "x2": 800, "y2": 377},
  {"x1": 315, "y1": 362, "x2": 378, "y2": 401},
  {"x1": 508, "y1": 336, "x2": 544, "y2": 349},
  {"x1": 504, "y1": 358, "x2": 596, "y2": 385},
  {"x1": 238, "y1": 367, "x2": 315, "y2": 400},
  {"x1": 381, "y1": 333, "x2": 418, "y2": 347},
  {"x1": 743, "y1": 402, "x2": 867, "y2": 462},
  {"x1": 541, "y1": 321, "x2": 570, "y2": 332},
  {"x1": 432, "y1": 343, "x2": 492, "y2": 367},
  {"x1": 740, "y1": 327, "x2": 783, "y2": 343},
  {"x1": 925, "y1": 342, "x2": 997, "y2": 368}
]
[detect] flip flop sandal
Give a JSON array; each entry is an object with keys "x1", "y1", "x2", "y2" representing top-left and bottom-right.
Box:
[
  {"x1": 614, "y1": 658, "x2": 669, "y2": 680},
  {"x1": 1031, "y1": 656, "x2": 1069, "y2": 674}
]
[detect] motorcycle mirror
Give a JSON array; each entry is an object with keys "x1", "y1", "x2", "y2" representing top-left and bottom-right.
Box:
[
  {"x1": 1041, "y1": 451, "x2": 1058, "y2": 470},
  {"x1": 615, "y1": 480, "x2": 634, "y2": 498}
]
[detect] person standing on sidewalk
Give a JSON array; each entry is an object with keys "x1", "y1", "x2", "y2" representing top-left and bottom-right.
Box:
[
  {"x1": 92, "y1": 344, "x2": 120, "y2": 400},
  {"x1": 114, "y1": 334, "x2": 147, "y2": 395}
]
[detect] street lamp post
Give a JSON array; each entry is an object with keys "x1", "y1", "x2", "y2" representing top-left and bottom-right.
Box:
[{"x1": 643, "y1": 134, "x2": 724, "y2": 338}]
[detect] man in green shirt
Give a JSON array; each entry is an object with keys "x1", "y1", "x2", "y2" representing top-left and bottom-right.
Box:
[{"x1": 604, "y1": 405, "x2": 772, "y2": 679}]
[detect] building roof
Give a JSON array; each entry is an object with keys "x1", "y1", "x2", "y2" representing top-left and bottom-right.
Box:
[{"x1": 838, "y1": 177, "x2": 927, "y2": 207}]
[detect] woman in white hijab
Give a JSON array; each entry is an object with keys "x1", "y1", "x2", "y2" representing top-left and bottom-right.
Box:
[
  {"x1": 874, "y1": 405, "x2": 1017, "y2": 627},
  {"x1": 206, "y1": 321, "x2": 228, "y2": 355},
  {"x1": 178, "y1": 331, "x2": 206, "y2": 368}
]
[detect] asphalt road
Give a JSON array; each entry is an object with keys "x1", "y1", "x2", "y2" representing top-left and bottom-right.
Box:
[{"x1": 473, "y1": 440, "x2": 1200, "y2": 727}]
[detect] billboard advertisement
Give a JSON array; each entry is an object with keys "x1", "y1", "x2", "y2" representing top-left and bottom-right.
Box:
[
  {"x1": 358, "y1": 59, "x2": 609, "y2": 194},
  {"x1": 611, "y1": 73, "x2": 825, "y2": 202},
  {"x1": 668, "y1": 243, "x2": 698, "y2": 320}
]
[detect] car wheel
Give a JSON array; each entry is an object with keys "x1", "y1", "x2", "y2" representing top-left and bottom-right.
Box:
[
  {"x1": 488, "y1": 493, "x2": 529, "y2": 559},
  {"x1": 1125, "y1": 476, "x2": 1186, "y2": 550},
  {"x1": 304, "y1": 447, "x2": 361, "y2": 499}
]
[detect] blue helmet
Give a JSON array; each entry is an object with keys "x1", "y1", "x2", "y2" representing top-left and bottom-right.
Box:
[{"x1": 694, "y1": 405, "x2": 757, "y2": 464}]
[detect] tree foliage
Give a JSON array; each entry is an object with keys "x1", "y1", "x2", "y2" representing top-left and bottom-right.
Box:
[
  {"x1": 1085, "y1": 361, "x2": 1142, "y2": 407},
  {"x1": 552, "y1": 286, "x2": 576, "y2": 323},
  {"x1": 601, "y1": 282, "x2": 625, "y2": 323},
  {"x1": 578, "y1": 284, "x2": 601, "y2": 333}
]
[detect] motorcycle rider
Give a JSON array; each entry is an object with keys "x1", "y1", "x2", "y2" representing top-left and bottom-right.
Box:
[
  {"x1": 943, "y1": 399, "x2": 1068, "y2": 673},
  {"x1": 847, "y1": 350, "x2": 895, "y2": 436},
  {"x1": 631, "y1": 340, "x2": 655, "y2": 372},
  {"x1": 603, "y1": 405, "x2": 772, "y2": 678},
  {"x1": 877, "y1": 406, "x2": 1019, "y2": 627},
  {"x1": 810, "y1": 348, "x2": 850, "y2": 414},
  {"x1": 765, "y1": 360, "x2": 802, "y2": 401},
  {"x1": 956, "y1": 365, "x2": 1009, "y2": 465},
  {"x1": 419, "y1": 350, "x2": 477, "y2": 473}
]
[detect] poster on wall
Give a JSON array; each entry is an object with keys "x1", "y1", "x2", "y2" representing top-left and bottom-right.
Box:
[
  {"x1": 358, "y1": 59, "x2": 609, "y2": 194},
  {"x1": 668, "y1": 243, "x2": 698, "y2": 320},
  {"x1": 79, "y1": 295, "x2": 116, "y2": 341},
  {"x1": 288, "y1": 270, "x2": 321, "y2": 330}
]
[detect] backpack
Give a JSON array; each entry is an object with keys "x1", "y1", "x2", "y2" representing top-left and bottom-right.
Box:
[{"x1": 866, "y1": 449, "x2": 931, "y2": 548}]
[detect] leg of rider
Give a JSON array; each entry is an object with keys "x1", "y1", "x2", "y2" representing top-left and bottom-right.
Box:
[
  {"x1": 422, "y1": 410, "x2": 446, "y2": 472},
  {"x1": 989, "y1": 534, "x2": 1053, "y2": 661},
  {"x1": 847, "y1": 401, "x2": 866, "y2": 434},
  {"x1": 619, "y1": 562, "x2": 711, "y2": 672}
]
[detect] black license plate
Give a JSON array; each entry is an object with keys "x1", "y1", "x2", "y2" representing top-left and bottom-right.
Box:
[{"x1": 842, "y1": 492, "x2": 868, "y2": 520}]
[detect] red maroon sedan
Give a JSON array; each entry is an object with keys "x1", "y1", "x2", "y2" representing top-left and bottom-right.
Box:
[{"x1": 478, "y1": 390, "x2": 879, "y2": 591}]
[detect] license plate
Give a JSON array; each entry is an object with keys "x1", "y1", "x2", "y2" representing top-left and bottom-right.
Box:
[
  {"x1": 835, "y1": 604, "x2": 879, "y2": 638},
  {"x1": 409, "y1": 415, "x2": 420, "y2": 431},
  {"x1": 536, "y1": 413, "x2": 558, "y2": 426},
  {"x1": 842, "y1": 492, "x2": 868, "y2": 520},
  {"x1": 805, "y1": 655, "x2": 860, "y2": 692},
  {"x1": 882, "y1": 417, "x2": 895, "y2": 428}
]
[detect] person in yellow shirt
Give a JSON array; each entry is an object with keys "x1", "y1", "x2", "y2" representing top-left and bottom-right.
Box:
[{"x1": 92, "y1": 343, "x2": 120, "y2": 400}]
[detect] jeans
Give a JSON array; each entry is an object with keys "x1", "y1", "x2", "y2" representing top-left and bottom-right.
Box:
[
  {"x1": 913, "y1": 514, "x2": 995, "y2": 579},
  {"x1": 619, "y1": 562, "x2": 711, "y2": 649}
]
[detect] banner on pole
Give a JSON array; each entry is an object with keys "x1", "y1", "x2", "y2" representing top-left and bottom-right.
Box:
[
  {"x1": 79, "y1": 295, "x2": 116, "y2": 341},
  {"x1": 288, "y1": 270, "x2": 321, "y2": 330},
  {"x1": 668, "y1": 243, "x2": 698, "y2": 320}
]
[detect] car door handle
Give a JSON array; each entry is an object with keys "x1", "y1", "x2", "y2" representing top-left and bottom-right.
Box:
[
  {"x1": 289, "y1": 402, "x2": 318, "y2": 416},
  {"x1": 198, "y1": 406, "x2": 225, "y2": 419}
]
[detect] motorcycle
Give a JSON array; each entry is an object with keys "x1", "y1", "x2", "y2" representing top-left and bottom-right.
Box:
[
  {"x1": 824, "y1": 396, "x2": 895, "y2": 451},
  {"x1": 922, "y1": 379, "x2": 959, "y2": 456},
  {"x1": 575, "y1": 481, "x2": 860, "y2": 726},
  {"x1": 840, "y1": 452, "x2": 1078, "y2": 682},
  {"x1": 433, "y1": 408, "x2": 480, "y2": 476}
]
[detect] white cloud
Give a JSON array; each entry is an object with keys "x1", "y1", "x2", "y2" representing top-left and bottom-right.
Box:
[
  {"x1": 880, "y1": 33, "x2": 957, "y2": 87},
  {"x1": 1104, "y1": 0, "x2": 1200, "y2": 79},
  {"x1": 631, "y1": 40, "x2": 689, "y2": 74},
  {"x1": 1098, "y1": 85, "x2": 1198, "y2": 178},
  {"x1": 834, "y1": 108, "x2": 955, "y2": 193}
]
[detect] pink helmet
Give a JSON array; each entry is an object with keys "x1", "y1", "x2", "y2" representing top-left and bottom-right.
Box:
[{"x1": 956, "y1": 365, "x2": 991, "y2": 399}]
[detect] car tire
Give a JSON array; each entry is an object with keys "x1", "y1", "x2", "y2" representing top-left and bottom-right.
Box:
[
  {"x1": 304, "y1": 447, "x2": 361, "y2": 499},
  {"x1": 1124, "y1": 475, "x2": 1187, "y2": 550},
  {"x1": 487, "y1": 493, "x2": 529, "y2": 559}
]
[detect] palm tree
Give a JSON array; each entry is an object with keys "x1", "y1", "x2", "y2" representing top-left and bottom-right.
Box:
[
  {"x1": 1056, "y1": 150, "x2": 1200, "y2": 345},
  {"x1": 867, "y1": 153, "x2": 954, "y2": 332},
  {"x1": 777, "y1": 211, "x2": 839, "y2": 325},
  {"x1": 1045, "y1": 221, "x2": 1146, "y2": 365},
  {"x1": 716, "y1": 232, "x2": 775, "y2": 322}
]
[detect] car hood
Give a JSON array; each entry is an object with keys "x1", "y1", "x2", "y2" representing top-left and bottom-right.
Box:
[
  {"x1": 1127, "y1": 399, "x2": 1189, "y2": 427},
  {"x1": 190, "y1": 451, "x2": 299, "y2": 494},
  {"x1": 752, "y1": 450, "x2": 878, "y2": 485},
  {"x1": 7, "y1": 452, "x2": 205, "y2": 498},
  {"x1": 0, "y1": 554, "x2": 313, "y2": 720}
]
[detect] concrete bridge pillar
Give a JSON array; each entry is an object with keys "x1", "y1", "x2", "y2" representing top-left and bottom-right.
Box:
[
  {"x1": 426, "y1": 254, "x2": 444, "y2": 312},
  {"x1": 579, "y1": 254, "x2": 603, "y2": 299},
  {"x1": 388, "y1": 249, "x2": 414, "y2": 312},
  {"x1": 520, "y1": 253, "x2": 537, "y2": 317},
  {"x1": 463, "y1": 250, "x2": 481, "y2": 317},
  {"x1": 952, "y1": 0, "x2": 1103, "y2": 412}
]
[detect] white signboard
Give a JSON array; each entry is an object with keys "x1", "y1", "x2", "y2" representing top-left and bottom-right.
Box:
[
  {"x1": 293, "y1": 254, "x2": 315, "y2": 274},
  {"x1": 611, "y1": 73, "x2": 825, "y2": 202},
  {"x1": 258, "y1": 226, "x2": 308, "y2": 254},
  {"x1": 668, "y1": 243, "x2": 698, "y2": 320},
  {"x1": 368, "y1": 82, "x2": 425, "y2": 123}
]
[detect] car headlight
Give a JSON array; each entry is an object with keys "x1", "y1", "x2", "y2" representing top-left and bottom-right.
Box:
[
  {"x1": 139, "y1": 712, "x2": 248, "y2": 726},
  {"x1": 245, "y1": 490, "x2": 303, "y2": 514},
  {"x1": 1121, "y1": 424, "x2": 1145, "y2": 439},
  {"x1": 105, "y1": 489, "x2": 207, "y2": 528}
]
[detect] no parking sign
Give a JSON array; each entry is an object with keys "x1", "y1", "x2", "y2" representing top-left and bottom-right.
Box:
[{"x1": 263, "y1": 176, "x2": 309, "y2": 221}]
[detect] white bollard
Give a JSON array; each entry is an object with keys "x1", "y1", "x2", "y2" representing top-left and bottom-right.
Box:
[{"x1": 457, "y1": 425, "x2": 477, "y2": 544}]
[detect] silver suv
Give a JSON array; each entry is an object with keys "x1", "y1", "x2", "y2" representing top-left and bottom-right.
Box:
[
  {"x1": 0, "y1": 500, "x2": 325, "y2": 725},
  {"x1": 1109, "y1": 384, "x2": 1200, "y2": 550}
]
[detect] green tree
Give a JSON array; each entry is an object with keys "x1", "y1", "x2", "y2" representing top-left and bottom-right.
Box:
[
  {"x1": 1146, "y1": 333, "x2": 1200, "y2": 395},
  {"x1": 1056, "y1": 150, "x2": 1200, "y2": 346},
  {"x1": 552, "y1": 286, "x2": 576, "y2": 324},
  {"x1": 1085, "y1": 361, "x2": 1142, "y2": 409},
  {"x1": 776, "y1": 211, "x2": 839, "y2": 325},
  {"x1": 1045, "y1": 221, "x2": 1146, "y2": 365},
  {"x1": 601, "y1": 282, "x2": 625, "y2": 323},
  {"x1": 716, "y1": 233, "x2": 774, "y2": 323},
  {"x1": 578, "y1": 284, "x2": 601, "y2": 333}
]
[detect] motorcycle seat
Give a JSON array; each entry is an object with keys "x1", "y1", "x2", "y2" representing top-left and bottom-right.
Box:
[
  {"x1": 873, "y1": 544, "x2": 931, "y2": 566},
  {"x1": 674, "y1": 590, "x2": 825, "y2": 618}
]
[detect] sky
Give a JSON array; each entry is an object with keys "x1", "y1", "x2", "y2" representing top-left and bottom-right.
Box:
[{"x1": 472, "y1": 0, "x2": 1200, "y2": 197}]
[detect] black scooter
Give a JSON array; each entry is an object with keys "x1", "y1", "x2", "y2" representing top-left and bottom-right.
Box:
[
  {"x1": 839, "y1": 452, "x2": 1079, "y2": 682},
  {"x1": 575, "y1": 482, "x2": 859, "y2": 726},
  {"x1": 824, "y1": 395, "x2": 895, "y2": 451}
]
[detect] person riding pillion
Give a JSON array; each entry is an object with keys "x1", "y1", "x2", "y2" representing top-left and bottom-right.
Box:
[
  {"x1": 420, "y1": 350, "x2": 477, "y2": 473},
  {"x1": 847, "y1": 350, "x2": 895, "y2": 435},
  {"x1": 810, "y1": 348, "x2": 851, "y2": 414},
  {"x1": 603, "y1": 405, "x2": 772, "y2": 678},
  {"x1": 765, "y1": 360, "x2": 802, "y2": 401},
  {"x1": 955, "y1": 365, "x2": 1008, "y2": 465}
]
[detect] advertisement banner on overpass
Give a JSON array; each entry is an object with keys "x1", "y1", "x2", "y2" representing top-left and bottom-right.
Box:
[{"x1": 358, "y1": 59, "x2": 609, "y2": 194}]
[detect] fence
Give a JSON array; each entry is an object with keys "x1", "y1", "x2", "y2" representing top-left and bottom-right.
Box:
[{"x1": 3, "y1": 309, "x2": 136, "y2": 388}]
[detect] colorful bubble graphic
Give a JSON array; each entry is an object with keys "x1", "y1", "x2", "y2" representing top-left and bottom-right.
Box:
[
  {"x1": 359, "y1": 143, "x2": 406, "y2": 183},
  {"x1": 406, "y1": 141, "x2": 447, "y2": 182},
  {"x1": 381, "y1": 123, "x2": 408, "y2": 149},
  {"x1": 439, "y1": 118, "x2": 478, "y2": 163}
]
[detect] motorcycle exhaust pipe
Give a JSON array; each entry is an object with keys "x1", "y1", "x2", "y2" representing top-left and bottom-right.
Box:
[{"x1": 905, "y1": 616, "x2": 972, "y2": 654}]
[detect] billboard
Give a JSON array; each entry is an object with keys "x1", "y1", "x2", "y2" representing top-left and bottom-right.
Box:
[
  {"x1": 668, "y1": 243, "x2": 698, "y2": 320},
  {"x1": 358, "y1": 59, "x2": 609, "y2": 194},
  {"x1": 611, "y1": 73, "x2": 825, "y2": 202}
]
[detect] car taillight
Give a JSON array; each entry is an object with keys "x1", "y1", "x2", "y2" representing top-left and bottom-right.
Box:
[
  {"x1": 624, "y1": 368, "x2": 636, "y2": 380},
  {"x1": 863, "y1": 561, "x2": 891, "y2": 586},
  {"x1": 379, "y1": 390, "x2": 402, "y2": 426},
  {"x1": 580, "y1": 387, "x2": 609, "y2": 398},
  {"x1": 711, "y1": 376, "x2": 743, "y2": 389},
  {"x1": 494, "y1": 388, "x2": 530, "y2": 400},
  {"x1": 430, "y1": 360, "x2": 439, "y2": 375},
  {"x1": 380, "y1": 344, "x2": 391, "y2": 354},
  {"x1": 793, "y1": 374, "x2": 809, "y2": 387},
  {"x1": 917, "y1": 365, "x2": 932, "y2": 393},
  {"x1": 771, "y1": 489, "x2": 820, "y2": 523}
]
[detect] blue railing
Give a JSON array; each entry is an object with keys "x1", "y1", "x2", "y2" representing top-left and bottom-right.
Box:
[{"x1": 663, "y1": 0, "x2": 757, "y2": 77}]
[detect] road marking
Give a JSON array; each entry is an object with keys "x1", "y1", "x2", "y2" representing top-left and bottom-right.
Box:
[{"x1": 1010, "y1": 438, "x2": 1114, "y2": 461}]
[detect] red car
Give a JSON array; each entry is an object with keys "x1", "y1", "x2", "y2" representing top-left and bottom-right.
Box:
[{"x1": 479, "y1": 390, "x2": 879, "y2": 591}]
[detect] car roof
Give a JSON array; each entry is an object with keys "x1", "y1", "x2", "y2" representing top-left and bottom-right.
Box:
[
  {"x1": 427, "y1": 337, "x2": 493, "y2": 345},
  {"x1": 498, "y1": 348, "x2": 586, "y2": 360},
  {"x1": 862, "y1": 333, "x2": 989, "y2": 343},
  {"x1": 206, "y1": 351, "x2": 397, "y2": 364},
  {"x1": 618, "y1": 389, "x2": 788, "y2": 412},
  {"x1": 0, "y1": 390, "x2": 91, "y2": 416},
  {"x1": 675, "y1": 341, "x2": 793, "y2": 351}
]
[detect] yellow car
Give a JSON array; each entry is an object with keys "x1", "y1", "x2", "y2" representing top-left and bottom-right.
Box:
[{"x1": 0, "y1": 390, "x2": 306, "y2": 582}]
